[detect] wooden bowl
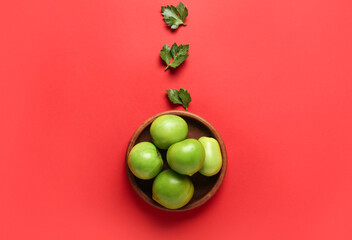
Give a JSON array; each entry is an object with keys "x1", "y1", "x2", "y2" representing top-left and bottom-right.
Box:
[{"x1": 126, "y1": 110, "x2": 227, "y2": 211}]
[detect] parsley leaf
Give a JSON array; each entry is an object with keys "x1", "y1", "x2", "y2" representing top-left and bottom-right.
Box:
[
  {"x1": 178, "y1": 88, "x2": 192, "y2": 110},
  {"x1": 166, "y1": 89, "x2": 183, "y2": 104},
  {"x1": 161, "y1": 2, "x2": 188, "y2": 30},
  {"x1": 160, "y1": 44, "x2": 172, "y2": 66},
  {"x1": 166, "y1": 88, "x2": 192, "y2": 110},
  {"x1": 160, "y1": 43, "x2": 189, "y2": 71}
]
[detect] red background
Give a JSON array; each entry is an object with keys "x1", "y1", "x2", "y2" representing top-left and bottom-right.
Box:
[{"x1": 1, "y1": 0, "x2": 352, "y2": 239}]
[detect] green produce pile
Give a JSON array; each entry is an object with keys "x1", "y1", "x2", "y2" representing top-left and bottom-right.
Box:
[{"x1": 128, "y1": 114, "x2": 222, "y2": 209}]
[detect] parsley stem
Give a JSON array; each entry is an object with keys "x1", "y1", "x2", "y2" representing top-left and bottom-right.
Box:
[{"x1": 165, "y1": 65, "x2": 170, "y2": 71}]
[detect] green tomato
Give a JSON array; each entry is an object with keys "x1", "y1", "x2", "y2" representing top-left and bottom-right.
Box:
[
  {"x1": 152, "y1": 169, "x2": 194, "y2": 209},
  {"x1": 150, "y1": 115, "x2": 188, "y2": 149},
  {"x1": 167, "y1": 138, "x2": 205, "y2": 176},
  {"x1": 128, "y1": 142, "x2": 163, "y2": 180},
  {"x1": 198, "y1": 137, "x2": 223, "y2": 176}
]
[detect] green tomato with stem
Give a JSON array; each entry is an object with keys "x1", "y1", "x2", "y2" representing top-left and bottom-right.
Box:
[
  {"x1": 167, "y1": 138, "x2": 205, "y2": 176},
  {"x1": 152, "y1": 169, "x2": 194, "y2": 209},
  {"x1": 150, "y1": 115, "x2": 188, "y2": 149},
  {"x1": 128, "y1": 142, "x2": 163, "y2": 180}
]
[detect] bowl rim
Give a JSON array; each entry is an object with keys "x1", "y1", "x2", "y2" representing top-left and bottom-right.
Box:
[{"x1": 126, "y1": 110, "x2": 228, "y2": 211}]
